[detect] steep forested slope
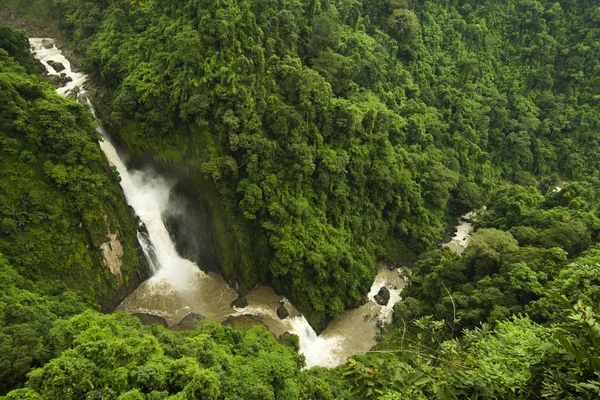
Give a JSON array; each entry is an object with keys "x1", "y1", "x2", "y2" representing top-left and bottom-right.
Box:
[
  {"x1": 2, "y1": 0, "x2": 600, "y2": 398},
  {"x1": 0, "y1": 26, "x2": 313, "y2": 398},
  {"x1": 3, "y1": 311, "x2": 310, "y2": 400},
  {"x1": 0, "y1": 25, "x2": 146, "y2": 392},
  {"x1": 39, "y1": 0, "x2": 600, "y2": 327}
]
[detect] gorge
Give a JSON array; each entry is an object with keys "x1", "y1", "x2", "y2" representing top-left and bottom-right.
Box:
[
  {"x1": 2, "y1": 0, "x2": 600, "y2": 397},
  {"x1": 29, "y1": 36, "x2": 408, "y2": 368}
]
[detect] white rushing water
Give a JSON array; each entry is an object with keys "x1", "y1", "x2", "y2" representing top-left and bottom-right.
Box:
[
  {"x1": 442, "y1": 211, "x2": 476, "y2": 254},
  {"x1": 368, "y1": 267, "x2": 405, "y2": 324},
  {"x1": 29, "y1": 37, "x2": 407, "y2": 369},
  {"x1": 29, "y1": 38, "x2": 86, "y2": 96}
]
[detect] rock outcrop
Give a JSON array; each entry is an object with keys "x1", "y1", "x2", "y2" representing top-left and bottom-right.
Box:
[
  {"x1": 374, "y1": 286, "x2": 390, "y2": 306},
  {"x1": 132, "y1": 313, "x2": 168, "y2": 327},
  {"x1": 277, "y1": 303, "x2": 289, "y2": 319},
  {"x1": 171, "y1": 313, "x2": 204, "y2": 330},
  {"x1": 100, "y1": 233, "x2": 123, "y2": 279},
  {"x1": 230, "y1": 296, "x2": 248, "y2": 308}
]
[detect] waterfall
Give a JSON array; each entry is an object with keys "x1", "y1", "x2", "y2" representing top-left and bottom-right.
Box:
[
  {"x1": 30, "y1": 36, "x2": 237, "y2": 324},
  {"x1": 288, "y1": 317, "x2": 343, "y2": 368},
  {"x1": 97, "y1": 138, "x2": 202, "y2": 289},
  {"x1": 28, "y1": 37, "x2": 408, "y2": 369}
]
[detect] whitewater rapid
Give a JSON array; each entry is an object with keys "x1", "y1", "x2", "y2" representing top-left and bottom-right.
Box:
[{"x1": 29, "y1": 37, "x2": 407, "y2": 369}]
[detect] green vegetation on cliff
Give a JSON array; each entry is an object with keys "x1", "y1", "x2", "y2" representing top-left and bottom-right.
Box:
[
  {"x1": 0, "y1": 25, "x2": 145, "y2": 393},
  {"x1": 2, "y1": 0, "x2": 600, "y2": 397},
  {"x1": 35, "y1": 0, "x2": 600, "y2": 328},
  {"x1": 0, "y1": 26, "x2": 145, "y2": 304}
]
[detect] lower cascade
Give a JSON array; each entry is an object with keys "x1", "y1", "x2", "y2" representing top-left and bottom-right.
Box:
[{"x1": 30, "y1": 37, "x2": 406, "y2": 368}]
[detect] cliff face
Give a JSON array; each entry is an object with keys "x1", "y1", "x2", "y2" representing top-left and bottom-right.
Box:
[
  {"x1": 96, "y1": 226, "x2": 151, "y2": 312},
  {"x1": 91, "y1": 97, "x2": 259, "y2": 294}
]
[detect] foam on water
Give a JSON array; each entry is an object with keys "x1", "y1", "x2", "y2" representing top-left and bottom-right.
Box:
[{"x1": 29, "y1": 38, "x2": 87, "y2": 96}]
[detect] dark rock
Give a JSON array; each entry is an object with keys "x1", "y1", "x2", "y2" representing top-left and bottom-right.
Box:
[
  {"x1": 47, "y1": 59, "x2": 65, "y2": 72},
  {"x1": 62, "y1": 74, "x2": 73, "y2": 83},
  {"x1": 171, "y1": 312, "x2": 203, "y2": 330},
  {"x1": 45, "y1": 74, "x2": 66, "y2": 87},
  {"x1": 134, "y1": 213, "x2": 145, "y2": 230},
  {"x1": 230, "y1": 296, "x2": 248, "y2": 308},
  {"x1": 138, "y1": 222, "x2": 148, "y2": 235},
  {"x1": 41, "y1": 39, "x2": 54, "y2": 49},
  {"x1": 132, "y1": 312, "x2": 168, "y2": 327},
  {"x1": 163, "y1": 185, "x2": 221, "y2": 274},
  {"x1": 276, "y1": 304, "x2": 289, "y2": 319},
  {"x1": 374, "y1": 286, "x2": 390, "y2": 306},
  {"x1": 223, "y1": 314, "x2": 263, "y2": 328}
]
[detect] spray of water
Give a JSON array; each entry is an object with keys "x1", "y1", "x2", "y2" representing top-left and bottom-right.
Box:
[{"x1": 287, "y1": 317, "x2": 343, "y2": 368}]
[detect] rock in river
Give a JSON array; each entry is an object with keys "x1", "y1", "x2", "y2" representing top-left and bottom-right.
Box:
[
  {"x1": 132, "y1": 312, "x2": 168, "y2": 327},
  {"x1": 276, "y1": 303, "x2": 289, "y2": 319},
  {"x1": 47, "y1": 59, "x2": 65, "y2": 72},
  {"x1": 374, "y1": 286, "x2": 390, "y2": 306},
  {"x1": 230, "y1": 296, "x2": 248, "y2": 308}
]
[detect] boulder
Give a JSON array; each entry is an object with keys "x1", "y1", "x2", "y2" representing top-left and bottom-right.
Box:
[
  {"x1": 223, "y1": 314, "x2": 263, "y2": 328},
  {"x1": 47, "y1": 60, "x2": 65, "y2": 72},
  {"x1": 171, "y1": 312, "x2": 203, "y2": 330},
  {"x1": 60, "y1": 73, "x2": 73, "y2": 83},
  {"x1": 230, "y1": 296, "x2": 248, "y2": 308},
  {"x1": 45, "y1": 74, "x2": 66, "y2": 87},
  {"x1": 41, "y1": 39, "x2": 54, "y2": 49},
  {"x1": 131, "y1": 312, "x2": 168, "y2": 327},
  {"x1": 276, "y1": 303, "x2": 289, "y2": 319},
  {"x1": 374, "y1": 286, "x2": 390, "y2": 306}
]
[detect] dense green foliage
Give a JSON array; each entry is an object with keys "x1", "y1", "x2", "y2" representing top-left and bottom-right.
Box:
[
  {"x1": 336, "y1": 300, "x2": 600, "y2": 399},
  {"x1": 4, "y1": 311, "x2": 309, "y2": 400},
  {"x1": 0, "y1": 25, "x2": 145, "y2": 393},
  {"x1": 2, "y1": 0, "x2": 600, "y2": 397},
  {"x1": 393, "y1": 182, "x2": 599, "y2": 333},
  {"x1": 372, "y1": 181, "x2": 600, "y2": 398},
  {"x1": 0, "y1": 24, "x2": 40, "y2": 73},
  {"x1": 38, "y1": 0, "x2": 600, "y2": 328},
  {"x1": 0, "y1": 254, "x2": 88, "y2": 394}
]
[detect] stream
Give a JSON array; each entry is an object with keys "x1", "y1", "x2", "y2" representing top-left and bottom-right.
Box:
[
  {"x1": 442, "y1": 211, "x2": 476, "y2": 254},
  {"x1": 30, "y1": 37, "x2": 409, "y2": 368}
]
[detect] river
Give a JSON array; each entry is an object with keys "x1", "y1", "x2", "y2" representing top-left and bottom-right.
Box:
[
  {"x1": 442, "y1": 211, "x2": 476, "y2": 254},
  {"x1": 30, "y1": 37, "x2": 409, "y2": 369}
]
